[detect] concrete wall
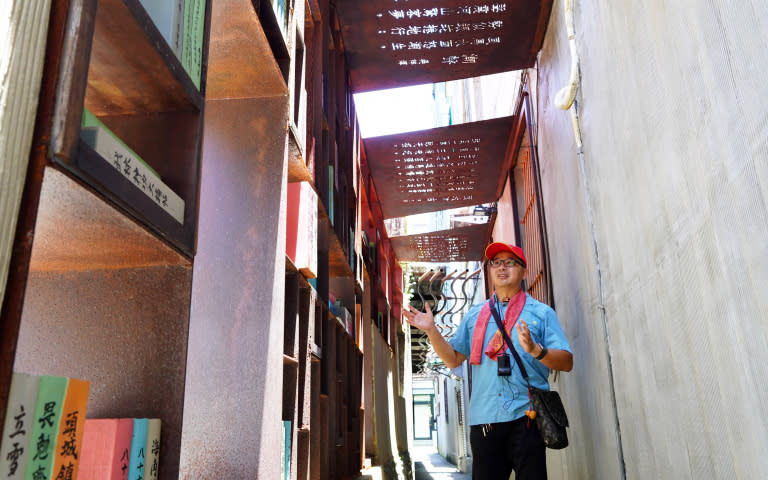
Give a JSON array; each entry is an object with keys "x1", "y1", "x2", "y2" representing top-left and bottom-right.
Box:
[
  {"x1": 536, "y1": 0, "x2": 768, "y2": 478},
  {"x1": 371, "y1": 322, "x2": 396, "y2": 471},
  {"x1": 434, "y1": 373, "x2": 471, "y2": 471},
  {"x1": 435, "y1": 376, "x2": 458, "y2": 463},
  {"x1": 493, "y1": 176, "x2": 519, "y2": 244}
]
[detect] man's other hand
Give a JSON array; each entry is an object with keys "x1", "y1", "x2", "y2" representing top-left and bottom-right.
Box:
[{"x1": 404, "y1": 302, "x2": 436, "y2": 333}]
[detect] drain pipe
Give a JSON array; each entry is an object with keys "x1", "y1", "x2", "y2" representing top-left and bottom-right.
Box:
[
  {"x1": 553, "y1": 0, "x2": 626, "y2": 478},
  {"x1": 554, "y1": 0, "x2": 583, "y2": 151},
  {"x1": 554, "y1": 0, "x2": 579, "y2": 112}
]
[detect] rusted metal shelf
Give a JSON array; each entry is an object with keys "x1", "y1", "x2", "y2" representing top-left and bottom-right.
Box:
[
  {"x1": 206, "y1": 0, "x2": 287, "y2": 100},
  {"x1": 85, "y1": 0, "x2": 203, "y2": 116},
  {"x1": 318, "y1": 197, "x2": 355, "y2": 279},
  {"x1": 288, "y1": 122, "x2": 312, "y2": 183},
  {"x1": 50, "y1": 0, "x2": 208, "y2": 257}
]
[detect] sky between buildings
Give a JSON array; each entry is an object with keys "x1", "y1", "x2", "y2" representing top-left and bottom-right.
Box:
[{"x1": 354, "y1": 83, "x2": 437, "y2": 138}]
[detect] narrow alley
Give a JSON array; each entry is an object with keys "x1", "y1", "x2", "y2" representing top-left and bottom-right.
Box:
[{"x1": 1, "y1": 0, "x2": 767, "y2": 479}]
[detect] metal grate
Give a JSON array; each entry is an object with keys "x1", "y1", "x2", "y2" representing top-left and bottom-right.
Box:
[
  {"x1": 364, "y1": 116, "x2": 516, "y2": 219},
  {"x1": 334, "y1": 0, "x2": 554, "y2": 92},
  {"x1": 512, "y1": 101, "x2": 552, "y2": 306},
  {"x1": 389, "y1": 223, "x2": 492, "y2": 262}
]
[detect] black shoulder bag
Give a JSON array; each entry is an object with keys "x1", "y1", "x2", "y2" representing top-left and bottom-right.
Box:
[{"x1": 489, "y1": 301, "x2": 570, "y2": 449}]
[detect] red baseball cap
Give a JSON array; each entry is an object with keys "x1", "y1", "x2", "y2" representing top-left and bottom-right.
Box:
[{"x1": 484, "y1": 242, "x2": 527, "y2": 267}]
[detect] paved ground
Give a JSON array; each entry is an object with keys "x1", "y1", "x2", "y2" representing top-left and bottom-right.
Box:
[
  {"x1": 412, "y1": 445, "x2": 470, "y2": 480},
  {"x1": 356, "y1": 443, "x2": 471, "y2": 480}
]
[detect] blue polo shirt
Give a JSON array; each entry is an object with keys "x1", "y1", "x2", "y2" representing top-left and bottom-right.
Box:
[{"x1": 449, "y1": 294, "x2": 572, "y2": 425}]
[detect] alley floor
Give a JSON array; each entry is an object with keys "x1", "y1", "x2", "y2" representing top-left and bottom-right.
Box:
[
  {"x1": 356, "y1": 444, "x2": 469, "y2": 480},
  {"x1": 412, "y1": 445, "x2": 470, "y2": 480}
]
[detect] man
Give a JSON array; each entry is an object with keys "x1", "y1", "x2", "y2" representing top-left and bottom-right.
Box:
[{"x1": 404, "y1": 242, "x2": 573, "y2": 480}]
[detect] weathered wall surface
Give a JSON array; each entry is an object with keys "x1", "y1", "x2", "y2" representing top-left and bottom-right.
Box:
[
  {"x1": 435, "y1": 373, "x2": 471, "y2": 471},
  {"x1": 371, "y1": 324, "x2": 397, "y2": 475},
  {"x1": 363, "y1": 276, "x2": 377, "y2": 456},
  {"x1": 493, "y1": 177, "x2": 518, "y2": 244},
  {"x1": 435, "y1": 376, "x2": 458, "y2": 464},
  {"x1": 537, "y1": 0, "x2": 768, "y2": 478},
  {"x1": 180, "y1": 96, "x2": 289, "y2": 479}
]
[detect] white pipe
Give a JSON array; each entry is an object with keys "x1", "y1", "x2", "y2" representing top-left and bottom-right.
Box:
[
  {"x1": 554, "y1": 0, "x2": 579, "y2": 111},
  {"x1": 570, "y1": 106, "x2": 583, "y2": 149}
]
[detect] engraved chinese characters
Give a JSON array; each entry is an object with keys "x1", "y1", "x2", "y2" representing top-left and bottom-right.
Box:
[
  {"x1": 336, "y1": 0, "x2": 551, "y2": 91},
  {"x1": 382, "y1": 4, "x2": 508, "y2": 67},
  {"x1": 364, "y1": 116, "x2": 515, "y2": 218}
]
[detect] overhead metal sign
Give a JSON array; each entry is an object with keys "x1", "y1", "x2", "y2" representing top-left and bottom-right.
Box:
[
  {"x1": 334, "y1": 0, "x2": 553, "y2": 92},
  {"x1": 389, "y1": 223, "x2": 492, "y2": 262},
  {"x1": 364, "y1": 116, "x2": 515, "y2": 219}
]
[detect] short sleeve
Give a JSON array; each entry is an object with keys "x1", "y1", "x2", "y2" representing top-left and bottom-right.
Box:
[
  {"x1": 542, "y1": 307, "x2": 572, "y2": 353},
  {"x1": 449, "y1": 303, "x2": 483, "y2": 358}
]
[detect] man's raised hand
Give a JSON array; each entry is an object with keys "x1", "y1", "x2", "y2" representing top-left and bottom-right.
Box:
[{"x1": 404, "y1": 301, "x2": 436, "y2": 333}]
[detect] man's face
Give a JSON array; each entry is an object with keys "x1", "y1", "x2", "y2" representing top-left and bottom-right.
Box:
[{"x1": 489, "y1": 251, "x2": 526, "y2": 290}]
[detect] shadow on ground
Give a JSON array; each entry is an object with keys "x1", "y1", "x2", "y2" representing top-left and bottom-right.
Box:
[
  {"x1": 414, "y1": 462, "x2": 434, "y2": 480},
  {"x1": 412, "y1": 448, "x2": 470, "y2": 480}
]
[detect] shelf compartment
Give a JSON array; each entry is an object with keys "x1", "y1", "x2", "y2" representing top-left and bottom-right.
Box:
[
  {"x1": 319, "y1": 201, "x2": 354, "y2": 279},
  {"x1": 206, "y1": 0, "x2": 288, "y2": 100},
  {"x1": 68, "y1": 130, "x2": 199, "y2": 256},
  {"x1": 50, "y1": 0, "x2": 207, "y2": 257},
  {"x1": 86, "y1": 0, "x2": 202, "y2": 116},
  {"x1": 29, "y1": 167, "x2": 190, "y2": 272},
  {"x1": 256, "y1": 0, "x2": 291, "y2": 82},
  {"x1": 288, "y1": 122, "x2": 312, "y2": 183},
  {"x1": 16, "y1": 167, "x2": 191, "y2": 479}
]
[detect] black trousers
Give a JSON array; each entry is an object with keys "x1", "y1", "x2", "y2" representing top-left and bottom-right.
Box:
[{"x1": 469, "y1": 416, "x2": 547, "y2": 480}]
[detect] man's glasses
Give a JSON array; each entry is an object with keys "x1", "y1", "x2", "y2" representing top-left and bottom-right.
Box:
[{"x1": 488, "y1": 258, "x2": 525, "y2": 269}]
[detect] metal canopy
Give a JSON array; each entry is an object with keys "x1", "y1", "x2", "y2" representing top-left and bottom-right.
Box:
[
  {"x1": 335, "y1": 0, "x2": 553, "y2": 92},
  {"x1": 389, "y1": 223, "x2": 492, "y2": 262},
  {"x1": 364, "y1": 116, "x2": 515, "y2": 219}
]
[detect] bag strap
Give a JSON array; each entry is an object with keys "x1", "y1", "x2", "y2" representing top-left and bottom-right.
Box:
[{"x1": 488, "y1": 298, "x2": 531, "y2": 387}]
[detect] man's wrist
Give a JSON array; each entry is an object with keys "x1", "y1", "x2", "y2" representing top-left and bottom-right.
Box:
[
  {"x1": 535, "y1": 343, "x2": 548, "y2": 360},
  {"x1": 424, "y1": 325, "x2": 440, "y2": 336}
]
